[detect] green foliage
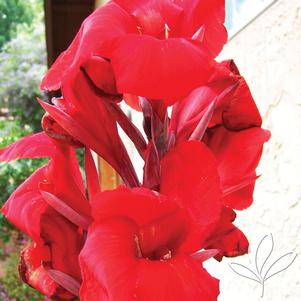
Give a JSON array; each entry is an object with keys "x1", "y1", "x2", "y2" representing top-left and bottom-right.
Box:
[
  {"x1": 0, "y1": 250, "x2": 44, "y2": 301},
  {"x1": 0, "y1": 0, "x2": 46, "y2": 131},
  {"x1": 0, "y1": 0, "x2": 35, "y2": 49},
  {"x1": 0, "y1": 120, "x2": 47, "y2": 243}
]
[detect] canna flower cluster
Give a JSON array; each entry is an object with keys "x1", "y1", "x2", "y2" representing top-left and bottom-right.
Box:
[{"x1": 0, "y1": 0, "x2": 270, "y2": 300}]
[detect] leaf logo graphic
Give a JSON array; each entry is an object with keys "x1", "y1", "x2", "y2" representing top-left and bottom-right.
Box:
[{"x1": 229, "y1": 234, "x2": 297, "y2": 297}]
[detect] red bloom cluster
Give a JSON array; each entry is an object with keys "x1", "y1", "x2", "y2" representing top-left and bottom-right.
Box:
[{"x1": 0, "y1": 0, "x2": 270, "y2": 300}]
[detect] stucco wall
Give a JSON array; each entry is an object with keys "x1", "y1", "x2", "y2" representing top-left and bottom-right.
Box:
[{"x1": 204, "y1": 0, "x2": 301, "y2": 300}]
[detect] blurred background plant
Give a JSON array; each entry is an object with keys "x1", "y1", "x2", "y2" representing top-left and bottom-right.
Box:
[
  {"x1": 0, "y1": 0, "x2": 47, "y2": 299},
  {"x1": 0, "y1": 0, "x2": 34, "y2": 49},
  {"x1": 0, "y1": 0, "x2": 45, "y2": 131}
]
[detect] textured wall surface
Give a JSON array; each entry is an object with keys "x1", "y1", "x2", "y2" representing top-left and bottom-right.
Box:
[{"x1": 204, "y1": 0, "x2": 301, "y2": 300}]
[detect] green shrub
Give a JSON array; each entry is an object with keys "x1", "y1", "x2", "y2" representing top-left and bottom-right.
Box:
[
  {"x1": 0, "y1": 0, "x2": 46, "y2": 131},
  {"x1": 0, "y1": 0, "x2": 34, "y2": 49}
]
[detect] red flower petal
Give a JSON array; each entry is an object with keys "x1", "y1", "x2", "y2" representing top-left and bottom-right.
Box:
[
  {"x1": 46, "y1": 269, "x2": 81, "y2": 297},
  {"x1": 1, "y1": 168, "x2": 84, "y2": 275},
  {"x1": 136, "y1": 255, "x2": 219, "y2": 301},
  {"x1": 170, "y1": 85, "x2": 217, "y2": 140},
  {"x1": 107, "y1": 103, "x2": 147, "y2": 158},
  {"x1": 170, "y1": 81, "x2": 236, "y2": 142},
  {"x1": 143, "y1": 141, "x2": 161, "y2": 189},
  {"x1": 110, "y1": 34, "x2": 214, "y2": 102},
  {"x1": 80, "y1": 219, "x2": 137, "y2": 301},
  {"x1": 205, "y1": 126, "x2": 271, "y2": 209},
  {"x1": 91, "y1": 186, "x2": 177, "y2": 226},
  {"x1": 2, "y1": 167, "x2": 83, "y2": 291},
  {"x1": 39, "y1": 69, "x2": 139, "y2": 187},
  {"x1": 84, "y1": 148, "x2": 101, "y2": 199},
  {"x1": 42, "y1": 113, "x2": 83, "y2": 147},
  {"x1": 80, "y1": 261, "x2": 109, "y2": 301},
  {"x1": 1, "y1": 166, "x2": 48, "y2": 240},
  {"x1": 175, "y1": 0, "x2": 227, "y2": 56},
  {"x1": 211, "y1": 60, "x2": 262, "y2": 130},
  {"x1": 80, "y1": 217, "x2": 219, "y2": 301},
  {"x1": 221, "y1": 175, "x2": 260, "y2": 211},
  {"x1": 170, "y1": 60, "x2": 262, "y2": 142},
  {"x1": 0, "y1": 132, "x2": 55, "y2": 162},
  {"x1": 39, "y1": 208, "x2": 84, "y2": 281},
  {"x1": 19, "y1": 243, "x2": 75, "y2": 300},
  {"x1": 40, "y1": 1, "x2": 136, "y2": 91},
  {"x1": 188, "y1": 98, "x2": 216, "y2": 141},
  {"x1": 191, "y1": 249, "x2": 219, "y2": 263},
  {"x1": 41, "y1": 145, "x2": 90, "y2": 218},
  {"x1": 204, "y1": 207, "x2": 249, "y2": 260},
  {"x1": 160, "y1": 141, "x2": 222, "y2": 244},
  {"x1": 218, "y1": 59, "x2": 241, "y2": 75},
  {"x1": 40, "y1": 191, "x2": 91, "y2": 230},
  {"x1": 221, "y1": 77, "x2": 262, "y2": 130},
  {"x1": 81, "y1": 55, "x2": 118, "y2": 96},
  {"x1": 115, "y1": 0, "x2": 183, "y2": 37}
]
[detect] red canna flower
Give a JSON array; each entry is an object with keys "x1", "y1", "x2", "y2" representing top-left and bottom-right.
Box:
[
  {"x1": 169, "y1": 60, "x2": 263, "y2": 142},
  {"x1": 203, "y1": 207, "x2": 249, "y2": 261},
  {"x1": 0, "y1": 0, "x2": 271, "y2": 299},
  {"x1": 169, "y1": 60, "x2": 271, "y2": 210},
  {"x1": 160, "y1": 141, "x2": 222, "y2": 246},
  {"x1": 159, "y1": 140, "x2": 250, "y2": 260},
  {"x1": 0, "y1": 134, "x2": 95, "y2": 299},
  {"x1": 19, "y1": 242, "x2": 79, "y2": 300},
  {"x1": 39, "y1": 68, "x2": 140, "y2": 187},
  {"x1": 133, "y1": 96, "x2": 254, "y2": 260},
  {"x1": 205, "y1": 126, "x2": 270, "y2": 210},
  {"x1": 80, "y1": 186, "x2": 220, "y2": 301},
  {"x1": 79, "y1": 139, "x2": 251, "y2": 299},
  {"x1": 41, "y1": 0, "x2": 227, "y2": 103},
  {"x1": 2, "y1": 164, "x2": 83, "y2": 300},
  {"x1": 41, "y1": 112, "x2": 83, "y2": 148}
]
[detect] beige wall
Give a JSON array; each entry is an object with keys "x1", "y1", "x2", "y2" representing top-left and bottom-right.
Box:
[{"x1": 204, "y1": 1, "x2": 301, "y2": 300}]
